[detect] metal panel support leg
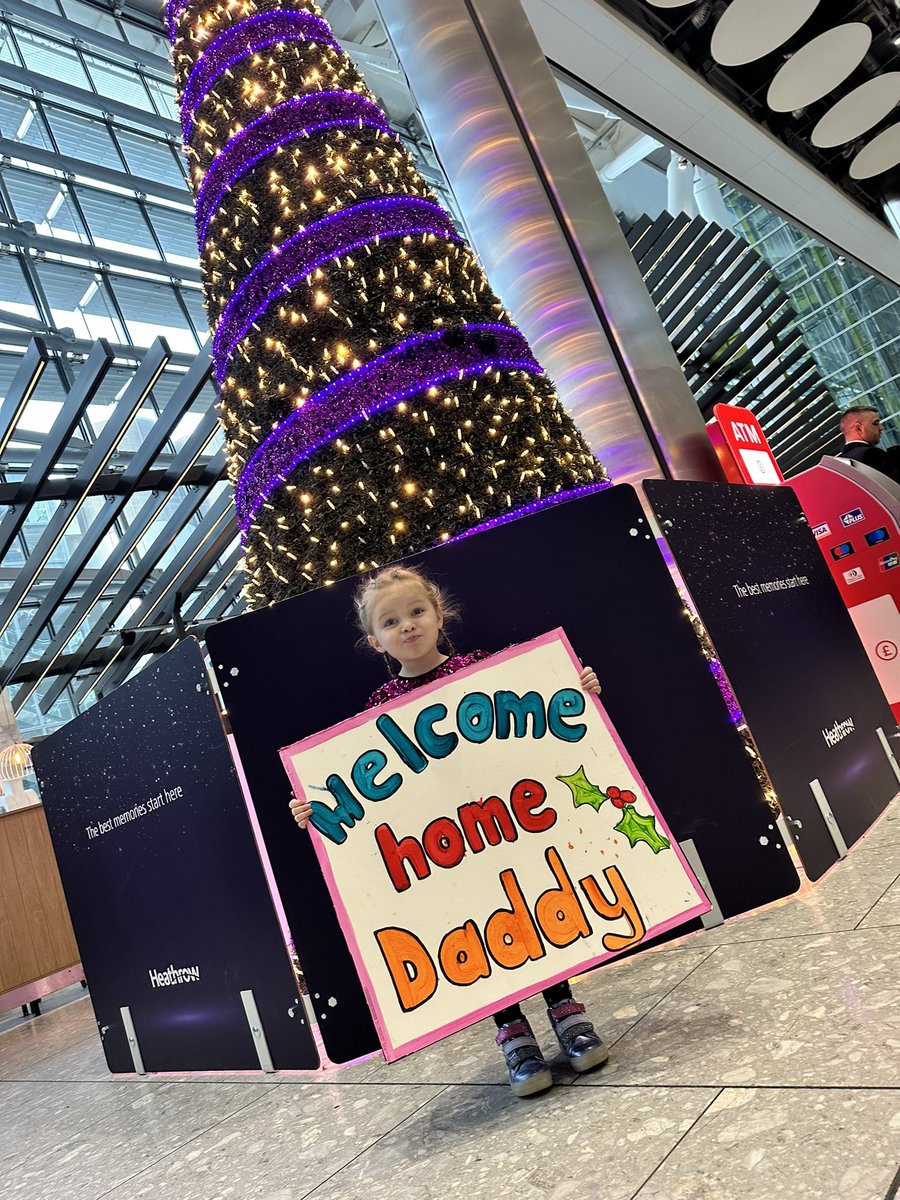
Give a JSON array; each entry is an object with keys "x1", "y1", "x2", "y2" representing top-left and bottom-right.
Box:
[
  {"x1": 809, "y1": 779, "x2": 849, "y2": 859},
  {"x1": 119, "y1": 1006, "x2": 146, "y2": 1075},
  {"x1": 876, "y1": 726, "x2": 900, "y2": 787},
  {"x1": 678, "y1": 838, "x2": 724, "y2": 928},
  {"x1": 240, "y1": 989, "x2": 275, "y2": 1073}
]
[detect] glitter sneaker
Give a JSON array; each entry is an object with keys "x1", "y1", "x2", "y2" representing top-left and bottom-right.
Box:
[
  {"x1": 495, "y1": 1018, "x2": 553, "y2": 1097},
  {"x1": 547, "y1": 998, "x2": 609, "y2": 1073}
]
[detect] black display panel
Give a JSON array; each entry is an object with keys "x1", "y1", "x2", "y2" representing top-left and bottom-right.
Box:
[
  {"x1": 207, "y1": 485, "x2": 799, "y2": 1062},
  {"x1": 33, "y1": 639, "x2": 317, "y2": 1073},
  {"x1": 645, "y1": 480, "x2": 898, "y2": 880}
]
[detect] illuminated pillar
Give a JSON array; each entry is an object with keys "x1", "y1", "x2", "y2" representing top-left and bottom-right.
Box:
[{"x1": 375, "y1": 0, "x2": 723, "y2": 486}]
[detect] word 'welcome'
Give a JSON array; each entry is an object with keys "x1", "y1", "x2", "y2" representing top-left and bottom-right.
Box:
[{"x1": 308, "y1": 687, "x2": 586, "y2": 845}]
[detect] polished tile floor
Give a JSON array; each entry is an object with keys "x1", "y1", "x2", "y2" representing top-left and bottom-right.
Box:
[{"x1": 2, "y1": 799, "x2": 899, "y2": 1200}]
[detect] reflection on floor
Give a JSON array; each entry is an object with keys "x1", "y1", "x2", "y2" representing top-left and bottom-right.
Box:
[{"x1": 2, "y1": 798, "x2": 899, "y2": 1200}]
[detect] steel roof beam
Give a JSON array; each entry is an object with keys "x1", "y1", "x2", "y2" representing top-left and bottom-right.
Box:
[
  {"x1": 0, "y1": 62, "x2": 180, "y2": 139},
  {"x1": 83, "y1": 498, "x2": 237, "y2": 701},
  {"x1": 0, "y1": 459, "x2": 224, "y2": 504},
  {"x1": 0, "y1": 223, "x2": 202, "y2": 286},
  {"x1": 0, "y1": 336, "x2": 171, "y2": 665},
  {"x1": 33, "y1": 436, "x2": 226, "y2": 714},
  {"x1": 0, "y1": 329, "x2": 200, "y2": 367},
  {"x1": 0, "y1": 138, "x2": 190, "y2": 209},
  {"x1": 0, "y1": 338, "x2": 114, "y2": 561},
  {"x1": 0, "y1": 336, "x2": 48, "y2": 459}
]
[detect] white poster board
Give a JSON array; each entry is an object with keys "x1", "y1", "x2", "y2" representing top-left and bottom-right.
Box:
[{"x1": 281, "y1": 630, "x2": 709, "y2": 1060}]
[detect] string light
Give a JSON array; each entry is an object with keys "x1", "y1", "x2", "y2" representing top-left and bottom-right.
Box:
[{"x1": 169, "y1": 0, "x2": 607, "y2": 607}]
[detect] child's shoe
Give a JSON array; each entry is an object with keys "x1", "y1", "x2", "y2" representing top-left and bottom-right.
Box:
[
  {"x1": 547, "y1": 998, "x2": 609, "y2": 1073},
  {"x1": 495, "y1": 1019, "x2": 553, "y2": 1097}
]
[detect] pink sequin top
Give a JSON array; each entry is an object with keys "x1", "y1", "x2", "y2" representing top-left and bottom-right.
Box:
[{"x1": 366, "y1": 650, "x2": 491, "y2": 709}]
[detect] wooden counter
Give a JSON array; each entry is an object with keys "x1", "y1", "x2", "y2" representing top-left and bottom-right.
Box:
[{"x1": 0, "y1": 803, "x2": 81, "y2": 1009}]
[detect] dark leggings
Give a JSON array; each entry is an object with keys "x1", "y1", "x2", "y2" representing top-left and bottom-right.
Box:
[{"x1": 493, "y1": 980, "x2": 572, "y2": 1028}]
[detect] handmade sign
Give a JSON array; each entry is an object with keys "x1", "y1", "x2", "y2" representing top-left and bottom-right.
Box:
[{"x1": 281, "y1": 629, "x2": 710, "y2": 1060}]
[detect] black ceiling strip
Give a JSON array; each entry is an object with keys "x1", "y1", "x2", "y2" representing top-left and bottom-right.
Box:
[
  {"x1": 658, "y1": 236, "x2": 746, "y2": 324},
  {"x1": 649, "y1": 224, "x2": 724, "y2": 302},
  {"x1": 0, "y1": 458, "x2": 225, "y2": 505}
]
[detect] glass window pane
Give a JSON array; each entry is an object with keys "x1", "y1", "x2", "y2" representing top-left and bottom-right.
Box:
[
  {"x1": 33, "y1": 260, "x2": 126, "y2": 341},
  {"x1": 122, "y1": 22, "x2": 170, "y2": 58},
  {"x1": 75, "y1": 188, "x2": 159, "y2": 256},
  {"x1": 0, "y1": 95, "x2": 55, "y2": 151},
  {"x1": 102, "y1": 273, "x2": 197, "y2": 352},
  {"x1": 145, "y1": 75, "x2": 179, "y2": 123},
  {"x1": 108, "y1": 274, "x2": 182, "y2": 324},
  {"x1": 0, "y1": 255, "x2": 40, "y2": 322},
  {"x1": 147, "y1": 205, "x2": 199, "y2": 263},
  {"x1": 17, "y1": 31, "x2": 92, "y2": 89},
  {"x1": 58, "y1": 0, "x2": 121, "y2": 38},
  {"x1": 34, "y1": 258, "x2": 95, "y2": 311},
  {"x1": 116, "y1": 129, "x2": 186, "y2": 189},
  {"x1": 84, "y1": 54, "x2": 149, "y2": 110},
  {"x1": 179, "y1": 286, "x2": 210, "y2": 342},
  {"x1": 3, "y1": 170, "x2": 88, "y2": 239},
  {"x1": 20, "y1": 684, "x2": 76, "y2": 740},
  {"x1": 0, "y1": 23, "x2": 21, "y2": 66},
  {"x1": 79, "y1": 276, "x2": 128, "y2": 342},
  {"x1": 45, "y1": 106, "x2": 124, "y2": 169}
]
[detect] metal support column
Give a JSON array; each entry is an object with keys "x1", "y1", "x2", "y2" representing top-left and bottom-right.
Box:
[{"x1": 374, "y1": 0, "x2": 721, "y2": 486}]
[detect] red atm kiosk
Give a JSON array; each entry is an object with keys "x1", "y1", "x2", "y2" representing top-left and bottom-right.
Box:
[
  {"x1": 789, "y1": 457, "x2": 900, "y2": 725},
  {"x1": 707, "y1": 403, "x2": 784, "y2": 486},
  {"x1": 708, "y1": 402, "x2": 900, "y2": 723}
]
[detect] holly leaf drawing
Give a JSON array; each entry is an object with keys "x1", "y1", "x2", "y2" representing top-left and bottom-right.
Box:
[
  {"x1": 557, "y1": 765, "x2": 607, "y2": 811},
  {"x1": 614, "y1": 808, "x2": 671, "y2": 853}
]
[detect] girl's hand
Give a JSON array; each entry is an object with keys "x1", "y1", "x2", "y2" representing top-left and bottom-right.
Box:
[
  {"x1": 579, "y1": 665, "x2": 601, "y2": 695},
  {"x1": 289, "y1": 795, "x2": 313, "y2": 830}
]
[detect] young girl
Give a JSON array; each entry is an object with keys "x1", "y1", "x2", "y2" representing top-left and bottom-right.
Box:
[{"x1": 289, "y1": 565, "x2": 609, "y2": 1097}]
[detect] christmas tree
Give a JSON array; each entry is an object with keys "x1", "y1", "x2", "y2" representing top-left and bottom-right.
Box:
[{"x1": 168, "y1": 0, "x2": 607, "y2": 607}]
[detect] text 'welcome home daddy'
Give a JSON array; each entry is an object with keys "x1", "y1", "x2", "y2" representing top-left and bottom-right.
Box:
[{"x1": 302, "y1": 684, "x2": 648, "y2": 1013}]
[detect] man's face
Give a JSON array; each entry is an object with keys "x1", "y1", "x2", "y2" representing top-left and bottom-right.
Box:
[{"x1": 858, "y1": 411, "x2": 882, "y2": 445}]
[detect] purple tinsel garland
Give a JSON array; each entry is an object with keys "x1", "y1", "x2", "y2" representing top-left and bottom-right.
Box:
[
  {"x1": 212, "y1": 195, "x2": 459, "y2": 378},
  {"x1": 181, "y1": 10, "x2": 340, "y2": 137},
  {"x1": 166, "y1": 0, "x2": 186, "y2": 42},
  {"x1": 235, "y1": 324, "x2": 541, "y2": 530},
  {"x1": 446, "y1": 482, "x2": 612, "y2": 543},
  {"x1": 195, "y1": 93, "x2": 394, "y2": 248}
]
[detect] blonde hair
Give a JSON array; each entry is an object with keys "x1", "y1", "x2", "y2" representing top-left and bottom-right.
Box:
[{"x1": 354, "y1": 565, "x2": 458, "y2": 638}]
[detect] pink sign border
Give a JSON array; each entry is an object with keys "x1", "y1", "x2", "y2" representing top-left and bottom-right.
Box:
[{"x1": 280, "y1": 628, "x2": 711, "y2": 1062}]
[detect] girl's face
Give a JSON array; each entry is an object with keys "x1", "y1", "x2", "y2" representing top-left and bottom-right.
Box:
[{"x1": 367, "y1": 582, "x2": 446, "y2": 677}]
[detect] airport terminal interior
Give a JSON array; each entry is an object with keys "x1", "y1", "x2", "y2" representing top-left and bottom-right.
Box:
[{"x1": 0, "y1": 0, "x2": 899, "y2": 1196}]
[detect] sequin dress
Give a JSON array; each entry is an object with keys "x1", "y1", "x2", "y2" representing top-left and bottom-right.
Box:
[{"x1": 365, "y1": 650, "x2": 491, "y2": 709}]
